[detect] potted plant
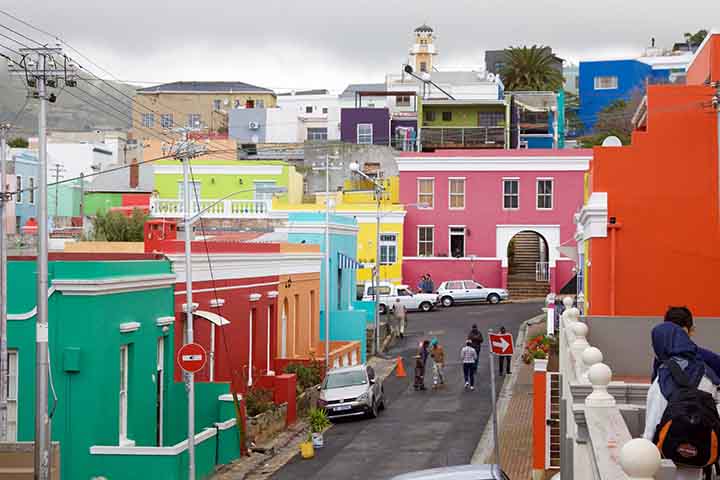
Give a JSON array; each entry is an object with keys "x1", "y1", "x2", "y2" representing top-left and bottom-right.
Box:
[{"x1": 308, "y1": 407, "x2": 331, "y2": 448}]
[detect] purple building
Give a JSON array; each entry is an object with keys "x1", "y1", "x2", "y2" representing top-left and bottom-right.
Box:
[{"x1": 340, "y1": 90, "x2": 418, "y2": 150}]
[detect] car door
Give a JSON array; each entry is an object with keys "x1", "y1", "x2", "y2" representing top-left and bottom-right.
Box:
[
  {"x1": 445, "y1": 281, "x2": 466, "y2": 302},
  {"x1": 396, "y1": 287, "x2": 417, "y2": 310},
  {"x1": 463, "y1": 281, "x2": 485, "y2": 302}
]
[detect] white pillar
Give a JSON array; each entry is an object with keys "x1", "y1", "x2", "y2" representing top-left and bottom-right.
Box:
[
  {"x1": 585, "y1": 362, "x2": 615, "y2": 407},
  {"x1": 581, "y1": 346, "x2": 603, "y2": 383}
]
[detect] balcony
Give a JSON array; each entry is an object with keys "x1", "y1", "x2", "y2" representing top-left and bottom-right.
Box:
[
  {"x1": 420, "y1": 126, "x2": 505, "y2": 149},
  {"x1": 150, "y1": 198, "x2": 271, "y2": 219}
]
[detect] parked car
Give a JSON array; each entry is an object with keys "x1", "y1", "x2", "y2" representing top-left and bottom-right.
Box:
[
  {"x1": 317, "y1": 364, "x2": 384, "y2": 419},
  {"x1": 388, "y1": 464, "x2": 509, "y2": 480},
  {"x1": 436, "y1": 280, "x2": 509, "y2": 307},
  {"x1": 359, "y1": 282, "x2": 439, "y2": 314}
]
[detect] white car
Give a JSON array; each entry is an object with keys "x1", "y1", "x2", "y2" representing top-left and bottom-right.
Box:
[
  {"x1": 360, "y1": 282, "x2": 438, "y2": 314},
  {"x1": 436, "y1": 280, "x2": 509, "y2": 307}
]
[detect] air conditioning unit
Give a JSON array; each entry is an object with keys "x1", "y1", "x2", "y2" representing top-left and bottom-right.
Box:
[{"x1": 248, "y1": 121, "x2": 260, "y2": 130}]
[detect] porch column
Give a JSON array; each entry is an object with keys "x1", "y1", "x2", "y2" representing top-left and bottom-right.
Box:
[{"x1": 532, "y1": 358, "x2": 548, "y2": 480}]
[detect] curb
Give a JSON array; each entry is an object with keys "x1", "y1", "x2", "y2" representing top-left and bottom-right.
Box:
[{"x1": 471, "y1": 313, "x2": 545, "y2": 465}]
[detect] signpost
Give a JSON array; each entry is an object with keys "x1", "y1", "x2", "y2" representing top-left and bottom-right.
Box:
[
  {"x1": 487, "y1": 330, "x2": 515, "y2": 475},
  {"x1": 177, "y1": 343, "x2": 207, "y2": 373}
]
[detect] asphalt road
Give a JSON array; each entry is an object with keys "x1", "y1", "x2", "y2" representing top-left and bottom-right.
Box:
[{"x1": 271, "y1": 301, "x2": 543, "y2": 480}]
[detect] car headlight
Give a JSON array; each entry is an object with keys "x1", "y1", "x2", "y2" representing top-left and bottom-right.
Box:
[{"x1": 356, "y1": 392, "x2": 369, "y2": 403}]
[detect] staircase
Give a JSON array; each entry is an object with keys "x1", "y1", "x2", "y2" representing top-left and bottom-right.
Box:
[{"x1": 507, "y1": 231, "x2": 550, "y2": 299}]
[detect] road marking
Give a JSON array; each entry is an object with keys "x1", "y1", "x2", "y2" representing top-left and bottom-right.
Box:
[{"x1": 427, "y1": 330, "x2": 445, "y2": 336}]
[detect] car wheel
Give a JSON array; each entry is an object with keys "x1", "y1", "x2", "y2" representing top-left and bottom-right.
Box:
[
  {"x1": 419, "y1": 301, "x2": 432, "y2": 312},
  {"x1": 487, "y1": 293, "x2": 500, "y2": 304},
  {"x1": 379, "y1": 304, "x2": 387, "y2": 315},
  {"x1": 441, "y1": 296, "x2": 454, "y2": 307}
]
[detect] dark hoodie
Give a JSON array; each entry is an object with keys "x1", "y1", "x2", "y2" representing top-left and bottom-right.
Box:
[{"x1": 468, "y1": 326, "x2": 483, "y2": 353}]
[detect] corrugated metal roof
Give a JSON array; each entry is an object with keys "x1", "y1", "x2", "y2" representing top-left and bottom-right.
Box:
[
  {"x1": 339, "y1": 83, "x2": 386, "y2": 98},
  {"x1": 137, "y1": 81, "x2": 274, "y2": 94}
]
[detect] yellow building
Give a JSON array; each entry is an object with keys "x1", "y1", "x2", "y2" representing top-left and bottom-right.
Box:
[
  {"x1": 131, "y1": 81, "x2": 277, "y2": 143},
  {"x1": 273, "y1": 176, "x2": 406, "y2": 285}
]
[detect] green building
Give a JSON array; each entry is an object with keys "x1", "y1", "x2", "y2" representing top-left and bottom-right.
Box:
[
  {"x1": 6, "y1": 254, "x2": 240, "y2": 479},
  {"x1": 48, "y1": 179, "x2": 86, "y2": 218},
  {"x1": 418, "y1": 98, "x2": 510, "y2": 149}
]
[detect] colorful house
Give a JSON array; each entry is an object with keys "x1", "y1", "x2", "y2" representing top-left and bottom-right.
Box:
[
  {"x1": 84, "y1": 155, "x2": 153, "y2": 216},
  {"x1": 8, "y1": 149, "x2": 39, "y2": 232},
  {"x1": 5, "y1": 253, "x2": 238, "y2": 479},
  {"x1": 575, "y1": 32, "x2": 720, "y2": 316},
  {"x1": 398, "y1": 149, "x2": 591, "y2": 297}
]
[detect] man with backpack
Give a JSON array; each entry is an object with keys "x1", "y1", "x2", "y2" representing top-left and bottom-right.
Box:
[{"x1": 643, "y1": 307, "x2": 720, "y2": 480}]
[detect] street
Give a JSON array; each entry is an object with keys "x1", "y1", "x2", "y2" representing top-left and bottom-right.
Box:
[{"x1": 272, "y1": 301, "x2": 543, "y2": 480}]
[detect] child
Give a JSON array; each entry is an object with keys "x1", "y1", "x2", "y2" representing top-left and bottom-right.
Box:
[
  {"x1": 413, "y1": 355, "x2": 425, "y2": 391},
  {"x1": 430, "y1": 338, "x2": 445, "y2": 388}
]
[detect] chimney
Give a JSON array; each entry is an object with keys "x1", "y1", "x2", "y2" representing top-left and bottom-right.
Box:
[{"x1": 129, "y1": 160, "x2": 139, "y2": 189}]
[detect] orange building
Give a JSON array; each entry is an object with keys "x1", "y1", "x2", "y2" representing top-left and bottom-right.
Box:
[{"x1": 576, "y1": 31, "x2": 720, "y2": 317}]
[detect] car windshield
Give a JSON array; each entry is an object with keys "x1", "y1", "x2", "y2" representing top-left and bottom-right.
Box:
[{"x1": 323, "y1": 370, "x2": 367, "y2": 389}]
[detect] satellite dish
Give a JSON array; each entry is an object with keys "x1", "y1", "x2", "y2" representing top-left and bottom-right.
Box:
[{"x1": 601, "y1": 136, "x2": 623, "y2": 147}]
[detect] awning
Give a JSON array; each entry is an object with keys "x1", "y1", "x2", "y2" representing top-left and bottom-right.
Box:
[
  {"x1": 194, "y1": 310, "x2": 230, "y2": 326},
  {"x1": 338, "y1": 252, "x2": 362, "y2": 270}
]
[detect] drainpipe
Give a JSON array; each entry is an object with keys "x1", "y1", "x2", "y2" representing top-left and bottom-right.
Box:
[{"x1": 608, "y1": 220, "x2": 622, "y2": 315}]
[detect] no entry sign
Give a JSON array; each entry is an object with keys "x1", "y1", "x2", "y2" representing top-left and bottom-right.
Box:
[
  {"x1": 489, "y1": 332, "x2": 514, "y2": 356},
  {"x1": 177, "y1": 343, "x2": 207, "y2": 373}
]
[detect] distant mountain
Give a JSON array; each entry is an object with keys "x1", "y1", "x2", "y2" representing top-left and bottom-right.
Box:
[{"x1": 0, "y1": 67, "x2": 135, "y2": 136}]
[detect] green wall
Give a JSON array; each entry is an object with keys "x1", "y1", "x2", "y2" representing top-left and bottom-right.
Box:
[
  {"x1": 84, "y1": 192, "x2": 123, "y2": 215},
  {"x1": 420, "y1": 104, "x2": 507, "y2": 127},
  {"x1": 49, "y1": 179, "x2": 85, "y2": 218}
]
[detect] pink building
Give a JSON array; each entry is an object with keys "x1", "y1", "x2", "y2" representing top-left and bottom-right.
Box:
[{"x1": 398, "y1": 149, "x2": 592, "y2": 296}]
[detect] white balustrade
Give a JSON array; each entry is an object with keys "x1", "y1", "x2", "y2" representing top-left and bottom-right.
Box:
[
  {"x1": 620, "y1": 438, "x2": 661, "y2": 480},
  {"x1": 581, "y1": 346, "x2": 603, "y2": 383},
  {"x1": 149, "y1": 197, "x2": 271, "y2": 219},
  {"x1": 585, "y1": 362, "x2": 615, "y2": 407}
]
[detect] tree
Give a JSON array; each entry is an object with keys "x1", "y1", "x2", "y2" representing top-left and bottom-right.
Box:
[
  {"x1": 500, "y1": 45, "x2": 565, "y2": 92},
  {"x1": 8, "y1": 137, "x2": 28, "y2": 148},
  {"x1": 91, "y1": 208, "x2": 147, "y2": 242},
  {"x1": 578, "y1": 91, "x2": 643, "y2": 147},
  {"x1": 683, "y1": 30, "x2": 708, "y2": 48}
]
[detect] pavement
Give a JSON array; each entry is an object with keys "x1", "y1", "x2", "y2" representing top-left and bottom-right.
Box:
[{"x1": 267, "y1": 301, "x2": 544, "y2": 480}]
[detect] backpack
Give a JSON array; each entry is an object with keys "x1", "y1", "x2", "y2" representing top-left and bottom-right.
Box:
[{"x1": 653, "y1": 360, "x2": 720, "y2": 474}]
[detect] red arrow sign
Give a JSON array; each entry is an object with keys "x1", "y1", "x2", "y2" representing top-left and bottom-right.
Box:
[
  {"x1": 177, "y1": 343, "x2": 207, "y2": 373},
  {"x1": 489, "y1": 332, "x2": 514, "y2": 356}
]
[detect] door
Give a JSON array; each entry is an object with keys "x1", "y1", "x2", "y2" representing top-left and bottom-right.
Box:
[
  {"x1": 445, "y1": 281, "x2": 466, "y2": 302},
  {"x1": 396, "y1": 287, "x2": 416, "y2": 310},
  {"x1": 463, "y1": 281, "x2": 485, "y2": 302},
  {"x1": 156, "y1": 337, "x2": 164, "y2": 446}
]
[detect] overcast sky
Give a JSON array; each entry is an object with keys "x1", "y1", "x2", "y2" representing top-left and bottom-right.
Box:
[{"x1": 2, "y1": 1, "x2": 718, "y2": 92}]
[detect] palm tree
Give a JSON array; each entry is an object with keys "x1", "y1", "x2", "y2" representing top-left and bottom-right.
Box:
[{"x1": 500, "y1": 45, "x2": 565, "y2": 92}]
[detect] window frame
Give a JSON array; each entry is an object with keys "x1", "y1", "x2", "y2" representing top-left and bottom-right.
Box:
[
  {"x1": 119, "y1": 345, "x2": 130, "y2": 446},
  {"x1": 379, "y1": 233, "x2": 397, "y2": 265},
  {"x1": 356, "y1": 123, "x2": 373, "y2": 145},
  {"x1": 420, "y1": 61, "x2": 427, "y2": 72},
  {"x1": 305, "y1": 105, "x2": 313, "y2": 114},
  {"x1": 307, "y1": 127, "x2": 328, "y2": 142},
  {"x1": 160, "y1": 113, "x2": 173, "y2": 129},
  {"x1": 141, "y1": 113, "x2": 154, "y2": 128},
  {"x1": 594, "y1": 76, "x2": 619, "y2": 90},
  {"x1": 424, "y1": 110, "x2": 436, "y2": 122},
  {"x1": 417, "y1": 177, "x2": 434, "y2": 209},
  {"x1": 502, "y1": 177, "x2": 520, "y2": 210},
  {"x1": 322, "y1": 106, "x2": 328, "y2": 114},
  {"x1": 448, "y1": 177, "x2": 466, "y2": 210},
  {"x1": 213, "y1": 99, "x2": 222, "y2": 111},
  {"x1": 417, "y1": 225, "x2": 434, "y2": 257},
  {"x1": 28, "y1": 177, "x2": 35, "y2": 205},
  {"x1": 536, "y1": 178, "x2": 554, "y2": 210},
  {"x1": 442, "y1": 111, "x2": 453, "y2": 122},
  {"x1": 449, "y1": 226, "x2": 466, "y2": 258},
  {"x1": 15, "y1": 175, "x2": 22, "y2": 204},
  {"x1": 396, "y1": 95, "x2": 411, "y2": 107},
  {"x1": 187, "y1": 113, "x2": 201, "y2": 129}
]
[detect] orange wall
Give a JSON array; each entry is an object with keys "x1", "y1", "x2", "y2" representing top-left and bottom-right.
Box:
[
  {"x1": 588, "y1": 84, "x2": 720, "y2": 317},
  {"x1": 277, "y1": 272, "x2": 321, "y2": 359},
  {"x1": 687, "y1": 34, "x2": 720, "y2": 85}
]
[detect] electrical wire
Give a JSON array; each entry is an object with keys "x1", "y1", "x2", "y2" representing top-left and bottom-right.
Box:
[{"x1": 0, "y1": 22, "x2": 45, "y2": 48}]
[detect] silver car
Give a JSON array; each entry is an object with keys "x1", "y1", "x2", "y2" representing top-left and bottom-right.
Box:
[
  {"x1": 437, "y1": 280, "x2": 510, "y2": 307},
  {"x1": 389, "y1": 464, "x2": 509, "y2": 480},
  {"x1": 317, "y1": 364, "x2": 384, "y2": 419}
]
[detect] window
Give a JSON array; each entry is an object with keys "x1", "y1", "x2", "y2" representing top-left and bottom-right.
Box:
[
  {"x1": 357, "y1": 123, "x2": 373, "y2": 144},
  {"x1": 442, "y1": 111, "x2": 453, "y2": 122},
  {"x1": 337, "y1": 270, "x2": 342, "y2": 310},
  {"x1": 307, "y1": 127, "x2": 328, "y2": 141},
  {"x1": 177, "y1": 181, "x2": 201, "y2": 200},
  {"x1": 256, "y1": 99, "x2": 265, "y2": 108},
  {"x1": 119, "y1": 345, "x2": 129, "y2": 445},
  {"x1": 322, "y1": 107, "x2": 328, "y2": 114},
  {"x1": 449, "y1": 178, "x2": 465, "y2": 209},
  {"x1": 141, "y1": 113, "x2": 154, "y2": 128},
  {"x1": 463, "y1": 281, "x2": 480, "y2": 289},
  {"x1": 305, "y1": 106, "x2": 313, "y2": 114},
  {"x1": 396, "y1": 95, "x2": 411, "y2": 107},
  {"x1": 6, "y1": 350, "x2": 18, "y2": 440},
  {"x1": 160, "y1": 113, "x2": 173, "y2": 129},
  {"x1": 367, "y1": 285, "x2": 391, "y2": 297},
  {"x1": 15, "y1": 175, "x2": 21, "y2": 203},
  {"x1": 417, "y1": 178, "x2": 434, "y2": 208},
  {"x1": 446, "y1": 281, "x2": 463, "y2": 290},
  {"x1": 418, "y1": 226, "x2": 434, "y2": 257},
  {"x1": 420, "y1": 61, "x2": 427, "y2": 72},
  {"x1": 28, "y1": 177, "x2": 35, "y2": 205},
  {"x1": 245, "y1": 100, "x2": 255, "y2": 108},
  {"x1": 253, "y1": 181, "x2": 277, "y2": 202},
  {"x1": 450, "y1": 227, "x2": 465, "y2": 258},
  {"x1": 379, "y1": 233, "x2": 397, "y2": 265},
  {"x1": 187, "y1": 113, "x2": 201, "y2": 129},
  {"x1": 537, "y1": 179, "x2": 553, "y2": 210},
  {"x1": 424, "y1": 110, "x2": 436, "y2": 122},
  {"x1": 213, "y1": 99, "x2": 222, "y2": 111},
  {"x1": 478, "y1": 111, "x2": 504, "y2": 127},
  {"x1": 503, "y1": 179, "x2": 519, "y2": 209},
  {"x1": 594, "y1": 76, "x2": 618, "y2": 90},
  {"x1": 397, "y1": 288, "x2": 412, "y2": 296}
]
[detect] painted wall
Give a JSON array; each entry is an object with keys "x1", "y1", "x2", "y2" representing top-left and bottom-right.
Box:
[
  {"x1": 48, "y1": 179, "x2": 84, "y2": 218},
  {"x1": 84, "y1": 191, "x2": 123, "y2": 215},
  {"x1": 687, "y1": 33, "x2": 720, "y2": 85},
  {"x1": 421, "y1": 104, "x2": 507, "y2": 127},
  {"x1": 340, "y1": 108, "x2": 391, "y2": 145},
  {"x1": 3, "y1": 173, "x2": 16, "y2": 233},
  {"x1": 10, "y1": 149, "x2": 39, "y2": 231},
  {"x1": 277, "y1": 271, "x2": 321, "y2": 360},
  {"x1": 585, "y1": 83, "x2": 720, "y2": 316}
]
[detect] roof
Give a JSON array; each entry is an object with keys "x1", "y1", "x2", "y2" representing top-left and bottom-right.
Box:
[
  {"x1": 414, "y1": 24, "x2": 434, "y2": 33},
  {"x1": 340, "y1": 83, "x2": 386, "y2": 98},
  {"x1": 398, "y1": 148, "x2": 593, "y2": 158},
  {"x1": 137, "y1": 81, "x2": 274, "y2": 94},
  {"x1": 277, "y1": 89, "x2": 329, "y2": 96}
]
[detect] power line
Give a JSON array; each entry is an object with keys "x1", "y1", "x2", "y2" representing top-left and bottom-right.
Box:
[{"x1": 0, "y1": 22, "x2": 45, "y2": 48}]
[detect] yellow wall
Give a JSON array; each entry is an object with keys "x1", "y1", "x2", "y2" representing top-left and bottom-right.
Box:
[
  {"x1": 355, "y1": 221, "x2": 404, "y2": 284},
  {"x1": 287, "y1": 166, "x2": 303, "y2": 205}
]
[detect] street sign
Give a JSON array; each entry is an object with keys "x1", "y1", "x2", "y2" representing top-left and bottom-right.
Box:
[
  {"x1": 489, "y1": 332, "x2": 514, "y2": 356},
  {"x1": 177, "y1": 343, "x2": 207, "y2": 373}
]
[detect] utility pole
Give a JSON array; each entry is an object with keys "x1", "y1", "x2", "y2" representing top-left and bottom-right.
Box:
[
  {"x1": 0, "y1": 123, "x2": 10, "y2": 442},
  {"x1": 9, "y1": 46, "x2": 76, "y2": 480}
]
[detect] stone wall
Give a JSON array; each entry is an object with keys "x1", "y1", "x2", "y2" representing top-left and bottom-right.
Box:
[
  {"x1": 247, "y1": 403, "x2": 288, "y2": 446},
  {"x1": 296, "y1": 386, "x2": 320, "y2": 418},
  {"x1": 0, "y1": 442, "x2": 61, "y2": 480}
]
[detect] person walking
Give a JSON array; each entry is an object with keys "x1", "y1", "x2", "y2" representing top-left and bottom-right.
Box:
[
  {"x1": 416, "y1": 340, "x2": 431, "y2": 391},
  {"x1": 425, "y1": 273, "x2": 435, "y2": 293},
  {"x1": 430, "y1": 338, "x2": 445, "y2": 388},
  {"x1": 417, "y1": 274, "x2": 427, "y2": 293},
  {"x1": 468, "y1": 324, "x2": 484, "y2": 371},
  {"x1": 393, "y1": 298, "x2": 407, "y2": 338},
  {"x1": 461, "y1": 340, "x2": 478, "y2": 390},
  {"x1": 498, "y1": 326, "x2": 512, "y2": 376},
  {"x1": 388, "y1": 300, "x2": 400, "y2": 338}
]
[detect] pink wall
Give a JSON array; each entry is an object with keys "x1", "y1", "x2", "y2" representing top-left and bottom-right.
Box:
[{"x1": 404, "y1": 258, "x2": 502, "y2": 290}]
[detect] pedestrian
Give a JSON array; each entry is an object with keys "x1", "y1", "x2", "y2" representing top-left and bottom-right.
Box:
[
  {"x1": 461, "y1": 340, "x2": 478, "y2": 390},
  {"x1": 416, "y1": 340, "x2": 430, "y2": 390},
  {"x1": 430, "y1": 337, "x2": 445, "y2": 388},
  {"x1": 388, "y1": 299, "x2": 400, "y2": 338},
  {"x1": 425, "y1": 273, "x2": 435, "y2": 293},
  {"x1": 393, "y1": 298, "x2": 407, "y2": 338},
  {"x1": 417, "y1": 274, "x2": 427, "y2": 293},
  {"x1": 643, "y1": 307, "x2": 720, "y2": 480},
  {"x1": 468, "y1": 324, "x2": 484, "y2": 371},
  {"x1": 498, "y1": 326, "x2": 512, "y2": 376},
  {"x1": 413, "y1": 355, "x2": 425, "y2": 391}
]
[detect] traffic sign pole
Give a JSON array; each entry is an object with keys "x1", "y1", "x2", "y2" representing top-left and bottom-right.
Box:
[{"x1": 488, "y1": 331, "x2": 502, "y2": 474}]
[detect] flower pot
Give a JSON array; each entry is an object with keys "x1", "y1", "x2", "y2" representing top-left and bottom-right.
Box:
[
  {"x1": 311, "y1": 432, "x2": 324, "y2": 448},
  {"x1": 300, "y1": 441, "x2": 315, "y2": 459}
]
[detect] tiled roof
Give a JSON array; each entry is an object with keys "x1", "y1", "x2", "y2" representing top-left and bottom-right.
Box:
[
  {"x1": 137, "y1": 81, "x2": 274, "y2": 94},
  {"x1": 415, "y1": 24, "x2": 434, "y2": 33}
]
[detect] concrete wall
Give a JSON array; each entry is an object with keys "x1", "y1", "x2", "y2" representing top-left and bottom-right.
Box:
[{"x1": 228, "y1": 108, "x2": 268, "y2": 143}]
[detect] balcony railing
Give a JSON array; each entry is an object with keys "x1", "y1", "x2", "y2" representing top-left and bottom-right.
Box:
[
  {"x1": 420, "y1": 126, "x2": 505, "y2": 149},
  {"x1": 150, "y1": 198, "x2": 271, "y2": 219}
]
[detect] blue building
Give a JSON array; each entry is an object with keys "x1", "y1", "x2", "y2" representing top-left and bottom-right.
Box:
[
  {"x1": 578, "y1": 53, "x2": 691, "y2": 132},
  {"x1": 285, "y1": 212, "x2": 368, "y2": 362},
  {"x1": 9, "y1": 149, "x2": 39, "y2": 232}
]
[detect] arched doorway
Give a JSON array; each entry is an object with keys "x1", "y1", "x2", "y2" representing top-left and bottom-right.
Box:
[{"x1": 507, "y1": 230, "x2": 550, "y2": 298}]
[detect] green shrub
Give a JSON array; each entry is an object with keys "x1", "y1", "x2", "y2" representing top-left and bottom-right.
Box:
[
  {"x1": 245, "y1": 388, "x2": 274, "y2": 417},
  {"x1": 308, "y1": 407, "x2": 331, "y2": 433},
  {"x1": 284, "y1": 361, "x2": 323, "y2": 394}
]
